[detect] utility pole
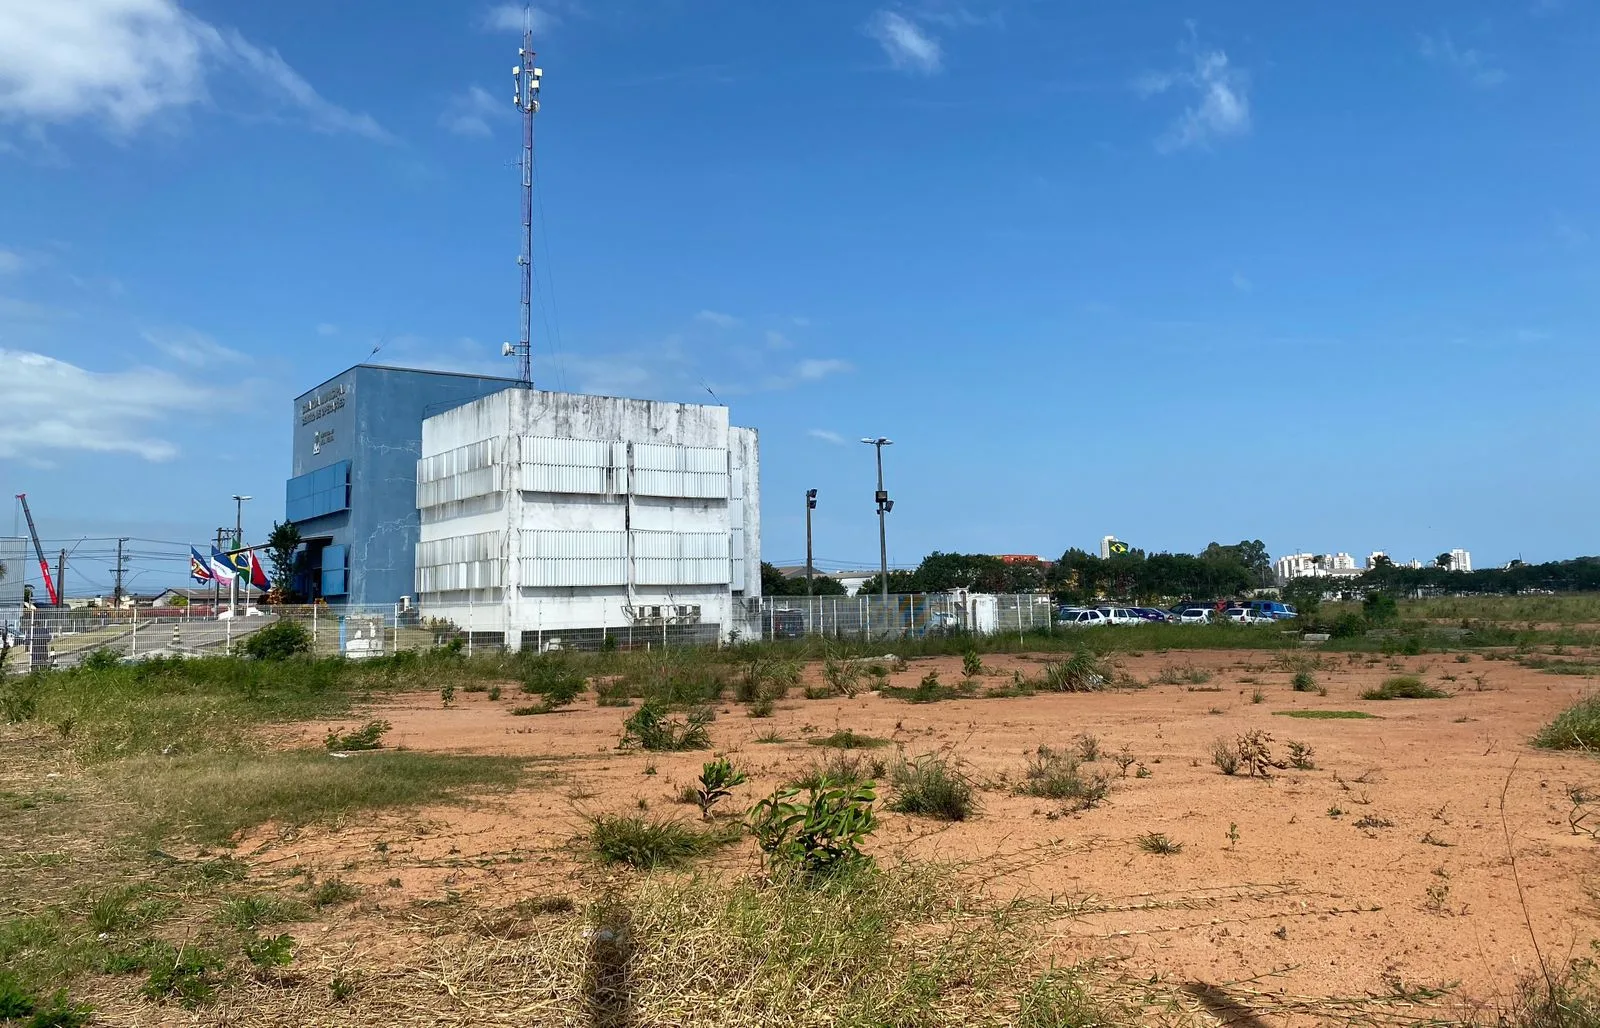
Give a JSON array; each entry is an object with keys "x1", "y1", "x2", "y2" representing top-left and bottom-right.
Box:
[
  {"x1": 860, "y1": 438, "x2": 894, "y2": 603},
  {"x1": 232, "y1": 495, "x2": 252, "y2": 613},
  {"x1": 114, "y1": 537, "x2": 128, "y2": 607},
  {"x1": 503, "y1": 27, "x2": 544, "y2": 385},
  {"x1": 805, "y1": 489, "x2": 818, "y2": 597},
  {"x1": 214, "y1": 527, "x2": 229, "y2": 614},
  {"x1": 56, "y1": 549, "x2": 66, "y2": 610}
]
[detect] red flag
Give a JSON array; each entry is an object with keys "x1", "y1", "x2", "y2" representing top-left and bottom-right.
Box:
[{"x1": 249, "y1": 550, "x2": 271, "y2": 591}]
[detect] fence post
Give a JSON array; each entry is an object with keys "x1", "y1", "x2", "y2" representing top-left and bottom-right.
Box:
[
  {"x1": 467, "y1": 594, "x2": 474, "y2": 658},
  {"x1": 130, "y1": 604, "x2": 137, "y2": 658},
  {"x1": 312, "y1": 604, "x2": 318, "y2": 649}
]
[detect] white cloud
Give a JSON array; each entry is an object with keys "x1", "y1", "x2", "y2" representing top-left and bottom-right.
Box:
[
  {"x1": 0, "y1": 0, "x2": 389, "y2": 140},
  {"x1": 482, "y1": 4, "x2": 562, "y2": 33},
  {"x1": 1231, "y1": 271, "x2": 1253, "y2": 293},
  {"x1": 808, "y1": 429, "x2": 846, "y2": 446},
  {"x1": 765, "y1": 329, "x2": 793, "y2": 350},
  {"x1": 1419, "y1": 33, "x2": 1507, "y2": 88},
  {"x1": 795, "y1": 358, "x2": 852, "y2": 381},
  {"x1": 440, "y1": 85, "x2": 503, "y2": 138},
  {"x1": 0, "y1": 249, "x2": 23, "y2": 274},
  {"x1": 141, "y1": 327, "x2": 246, "y2": 368},
  {"x1": 1138, "y1": 40, "x2": 1251, "y2": 152},
  {"x1": 694, "y1": 310, "x2": 741, "y2": 328},
  {"x1": 316, "y1": 322, "x2": 339, "y2": 337},
  {"x1": 0, "y1": 349, "x2": 196, "y2": 461},
  {"x1": 865, "y1": 11, "x2": 943, "y2": 75}
]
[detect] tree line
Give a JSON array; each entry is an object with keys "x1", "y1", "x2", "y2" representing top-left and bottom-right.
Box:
[{"x1": 1283, "y1": 554, "x2": 1600, "y2": 610}]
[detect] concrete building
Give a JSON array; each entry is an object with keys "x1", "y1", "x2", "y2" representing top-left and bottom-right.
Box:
[
  {"x1": 0, "y1": 536, "x2": 24, "y2": 638},
  {"x1": 1275, "y1": 551, "x2": 1362, "y2": 585},
  {"x1": 286, "y1": 365, "x2": 522, "y2": 605},
  {"x1": 414, "y1": 387, "x2": 761, "y2": 649},
  {"x1": 1099, "y1": 536, "x2": 1128, "y2": 559},
  {"x1": 1446, "y1": 548, "x2": 1472, "y2": 572}
]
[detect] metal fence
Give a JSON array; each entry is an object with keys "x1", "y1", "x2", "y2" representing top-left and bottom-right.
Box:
[{"x1": 0, "y1": 592, "x2": 1060, "y2": 670}]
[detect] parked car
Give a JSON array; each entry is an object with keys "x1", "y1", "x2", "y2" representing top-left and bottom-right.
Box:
[
  {"x1": 1176, "y1": 607, "x2": 1214, "y2": 624},
  {"x1": 1224, "y1": 607, "x2": 1276, "y2": 625},
  {"x1": 1062, "y1": 609, "x2": 1109, "y2": 627},
  {"x1": 1130, "y1": 607, "x2": 1172, "y2": 623},
  {"x1": 1245, "y1": 601, "x2": 1299, "y2": 620},
  {"x1": 1095, "y1": 606, "x2": 1144, "y2": 625}
]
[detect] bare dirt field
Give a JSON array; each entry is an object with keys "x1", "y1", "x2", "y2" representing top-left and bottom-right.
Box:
[{"x1": 240, "y1": 647, "x2": 1600, "y2": 1021}]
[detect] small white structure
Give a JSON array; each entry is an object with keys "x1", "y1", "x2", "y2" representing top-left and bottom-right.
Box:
[
  {"x1": 1275, "y1": 551, "x2": 1362, "y2": 585},
  {"x1": 414, "y1": 388, "x2": 760, "y2": 649}
]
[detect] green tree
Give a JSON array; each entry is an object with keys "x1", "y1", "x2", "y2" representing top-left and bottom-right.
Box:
[
  {"x1": 1362, "y1": 592, "x2": 1398, "y2": 627},
  {"x1": 1435, "y1": 552, "x2": 1454, "y2": 570},
  {"x1": 853, "y1": 570, "x2": 918, "y2": 595},
  {"x1": 266, "y1": 521, "x2": 303, "y2": 601}
]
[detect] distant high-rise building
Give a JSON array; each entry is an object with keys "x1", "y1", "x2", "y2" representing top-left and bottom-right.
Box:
[
  {"x1": 1447, "y1": 548, "x2": 1472, "y2": 572},
  {"x1": 1366, "y1": 551, "x2": 1388, "y2": 569}
]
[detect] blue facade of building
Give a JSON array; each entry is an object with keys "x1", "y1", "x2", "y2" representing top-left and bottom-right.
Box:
[{"x1": 287, "y1": 365, "x2": 520, "y2": 606}]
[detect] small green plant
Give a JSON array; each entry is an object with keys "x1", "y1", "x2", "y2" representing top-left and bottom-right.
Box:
[
  {"x1": 1210, "y1": 737, "x2": 1240, "y2": 776},
  {"x1": 141, "y1": 943, "x2": 224, "y2": 1008},
  {"x1": 694, "y1": 757, "x2": 748, "y2": 819},
  {"x1": 1112, "y1": 746, "x2": 1137, "y2": 777},
  {"x1": 1424, "y1": 880, "x2": 1451, "y2": 914},
  {"x1": 748, "y1": 781, "x2": 878, "y2": 876},
  {"x1": 1075, "y1": 732, "x2": 1101, "y2": 762},
  {"x1": 324, "y1": 719, "x2": 391, "y2": 751},
  {"x1": 243, "y1": 932, "x2": 295, "y2": 969},
  {"x1": 1291, "y1": 669, "x2": 1316, "y2": 692},
  {"x1": 1043, "y1": 651, "x2": 1110, "y2": 692},
  {"x1": 1328, "y1": 806, "x2": 1344, "y2": 818},
  {"x1": 808, "y1": 729, "x2": 889, "y2": 750},
  {"x1": 619, "y1": 703, "x2": 713, "y2": 751},
  {"x1": 1354, "y1": 815, "x2": 1393, "y2": 829},
  {"x1": 888, "y1": 752, "x2": 977, "y2": 821},
  {"x1": 747, "y1": 693, "x2": 776, "y2": 718},
  {"x1": 868, "y1": 664, "x2": 890, "y2": 689},
  {"x1": 1273, "y1": 709, "x2": 1379, "y2": 720},
  {"x1": 589, "y1": 814, "x2": 725, "y2": 868},
  {"x1": 1226, "y1": 822, "x2": 1240, "y2": 848},
  {"x1": 754, "y1": 727, "x2": 787, "y2": 744},
  {"x1": 789, "y1": 752, "x2": 887, "y2": 790},
  {"x1": 962, "y1": 650, "x2": 983, "y2": 679},
  {"x1": 487, "y1": 684, "x2": 502, "y2": 701},
  {"x1": 309, "y1": 877, "x2": 360, "y2": 907},
  {"x1": 1287, "y1": 740, "x2": 1315, "y2": 770},
  {"x1": 1250, "y1": 688, "x2": 1265, "y2": 704},
  {"x1": 521, "y1": 655, "x2": 586, "y2": 710},
  {"x1": 440, "y1": 682, "x2": 456, "y2": 708},
  {"x1": 1136, "y1": 832, "x2": 1182, "y2": 855},
  {"x1": 821, "y1": 653, "x2": 863, "y2": 697},
  {"x1": 1362, "y1": 676, "x2": 1448, "y2": 700}
]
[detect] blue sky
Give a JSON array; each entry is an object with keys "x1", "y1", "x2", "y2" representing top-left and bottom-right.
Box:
[{"x1": 0, "y1": 0, "x2": 1596, "y2": 593}]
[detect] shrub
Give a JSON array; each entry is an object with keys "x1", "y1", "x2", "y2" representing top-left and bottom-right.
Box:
[
  {"x1": 521, "y1": 656, "x2": 586, "y2": 710},
  {"x1": 694, "y1": 757, "x2": 748, "y2": 819},
  {"x1": 822, "y1": 654, "x2": 863, "y2": 697},
  {"x1": 243, "y1": 932, "x2": 295, "y2": 969},
  {"x1": 1019, "y1": 746, "x2": 1109, "y2": 809},
  {"x1": 619, "y1": 703, "x2": 712, "y2": 751},
  {"x1": 1291, "y1": 669, "x2": 1316, "y2": 692},
  {"x1": 140, "y1": 943, "x2": 224, "y2": 1008},
  {"x1": 789, "y1": 752, "x2": 887, "y2": 790},
  {"x1": 1210, "y1": 737, "x2": 1240, "y2": 776},
  {"x1": 0, "y1": 673, "x2": 40, "y2": 723},
  {"x1": 748, "y1": 781, "x2": 878, "y2": 876},
  {"x1": 309, "y1": 877, "x2": 360, "y2": 907},
  {"x1": 1534, "y1": 693, "x2": 1600, "y2": 751},
  {"x1": 888, "y1": 753, "x2": 977, "y2": 821},
  {"x1": 1330, "y1": 613, "x2": 1369, "y2": 639},
  {"x1": 589, "y1": 814, "x2": 724, "y2": 869},
  {"x1": 1235, "y1": 730, "x2": 1283, "y2": 778},
  {"x1": 324, "y1": 720, "x2": 391, "y2": 752},
  {"x1": 241, "y1": 621, "x2": 311, "y2": 661},
  {"x1": 1362, "y1": 676, "x2": 1449, "y2": 700},
  {"x1": 1362, "y1": 592, "x2": 1399, "y2": 627},
  {"x1": 1287, "y1": 740, "x2": 1316, "y2": 770},
  {"x1": 1075, "y1": 732, "x2": 1100, "y2": 762},
  {"x1": 962, "y1": 650, "x2": 983, "y2": 679}
]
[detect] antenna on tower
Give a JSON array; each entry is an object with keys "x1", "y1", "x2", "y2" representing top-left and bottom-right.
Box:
[{"x1": 505, "y1": 26, "x2": 543, "y2": 387}]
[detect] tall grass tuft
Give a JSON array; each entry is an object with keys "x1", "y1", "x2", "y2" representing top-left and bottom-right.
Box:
[
  {"x1": 1534, "y1": 693, "x2": 1600, "y2": 751},
  {"x1": 888, "y1": 752, "x2": 977, "y2": 821},
  {"x1": 587, "y1": 814, "x2": 730, "y2": 869},
  {"x1": 1361, "y1": 676, "x2": 1449, "y2": 700}
]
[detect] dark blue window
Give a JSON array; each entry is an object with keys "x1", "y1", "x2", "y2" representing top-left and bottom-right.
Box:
[
  {"x1": 321, "y1": 544, "x2": 348, "y2": 597},
  {"x1": 286, "y1": 461, "x2": 351, "y2": 523}
]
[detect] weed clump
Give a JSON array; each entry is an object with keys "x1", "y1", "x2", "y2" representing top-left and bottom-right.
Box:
[
  {"x1": 241, "y1": 621, "x2": 311, "y2": 661},
  {"x1": 808, "y1": 729, "x2": 889, "y2": 750},
  {"x1": 693, "y1": 757, "x2": 748, "y2": 819},
  {"x1": 1019, "y1": 746, "x2": 1109, "y2": 809},
  {"x1": 1291, "y1": 669, "x2": 1317, "y2": 692},
  {"x1": 749, "y1": 781, "x2": 878, "y2": 876},
  {"x1": 1362, "y1": 676, "x2": 1449, "y2": 700},
  {"x1": 888, "y1": 752, "x2": 977, "y2": 821},
  {"x1": 619, "y1": 703, "x2": 712, "y2": 751},
  {"x1": 1210, "y1": 737, "x2": 1240, "y2": 775},
  {"x1": 1535, "y1": 693, "x2": 1600, "y2": 751},
  {"x1": 789, "y1": 752, "x2": 887, "y2": 790},
  {"x1": 1136, "y1": 832, "x2": 1182, "y2": 855},
  {"x1": 588, "y1": 814, "x2": 728, "y2": 869},
  {"x1": 1042, "y1": 651, "x2": 1111, "y2": 692}
]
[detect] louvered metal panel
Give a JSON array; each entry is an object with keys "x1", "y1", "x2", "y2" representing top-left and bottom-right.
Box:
[
  {"x1": 417, "y1": 465, "x2": 501, "y2": 508},
  {"x1": 520, "y1": 529, "x2": 628, "y2": 587},
  {"x1": 632, "y1": 530, "x2": 732, "y2": 585},
  {"x1": 416, "y1": 560, "x2": 503, "y2": 593},
  {"x1": 732, "y1": 527, "x2": 746, "y2": 586},
  {"x1": 416, "y1": 531, "x2": 502, "y2": 568},
  {"x1": 519, "y1": 436, "x2": 616, "y2": 495},
  {"x1": 631, "y1": 443, "x2": 729, "y2": 499},
  {"x1": 417, "y1": 439, "x2": 497, "y2": 484}
]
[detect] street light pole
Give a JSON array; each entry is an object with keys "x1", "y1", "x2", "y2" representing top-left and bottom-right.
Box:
[
  {"x1": 805, "y1": 489, "x2": 817, "y2": 598},
  {"x1": 232, "y1": 495, "x2": 252, "y2": 613},
  {"x1": 860, "y1": 438, "x2": 894, "y2": 603}
]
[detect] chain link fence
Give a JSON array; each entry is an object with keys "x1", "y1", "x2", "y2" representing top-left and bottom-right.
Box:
[{"x1": 0, "y1": 592, "x2": 1059, "y2": 670}]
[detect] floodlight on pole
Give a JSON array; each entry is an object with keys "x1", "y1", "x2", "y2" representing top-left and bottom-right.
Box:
[{"x1": 860, "y1": 438, "x2": 894, "y2": 602}]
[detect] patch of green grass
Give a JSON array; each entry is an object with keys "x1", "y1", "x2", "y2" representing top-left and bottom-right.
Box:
[
  {"x1": 807, "y1": 729, "x2": 890, "y2": 750},
  {"x1": 1018, "y1": 746, "x2": 1109, "y2": 809},
  {"x1": 120, "y1": 750, "x2": 531, "y2": 845},
  {"x1": 1361, "y1": 676, "x2": 1450, "y2": 700},
  {"x1": 1135, "y1": 832, "x2": 1182, "y2": 855},
  {"x1": 888, "y1": 753, "x2": 977, "y2": 821},
  {"x1": 217, "y1": 895, "x2": 309, "y2": 930},
  {"x1": 1273, "y1": 710, "x2": 1381, "y2": 720},
  {"x1": 618, "y1": 703, "x2": 713, "y2": 751},
  {"x1": 1534, "y1": 693, "x2": 1600, "y2": 751},
  {"x1": 308, "y1": 878, "x2": 360, "y2": 907},
  {"x1": 587, "y1": 814, "x2": 732, "y2": 869},
  {"x1": 787, "y1": 752, "x2": 886, "y2": 790}
]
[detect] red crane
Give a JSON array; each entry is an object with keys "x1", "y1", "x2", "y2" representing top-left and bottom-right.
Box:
[{"x1": 15, "y1": 494, "x2": 58, "y2": 606}]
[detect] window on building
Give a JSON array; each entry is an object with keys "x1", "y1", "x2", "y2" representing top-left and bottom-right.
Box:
[
  {"x1": 286, "y1": 461, "x2": 352, "y2": 522},
  {"x1": 321, "y1": 544, "x2": 348, "y2": 597}
]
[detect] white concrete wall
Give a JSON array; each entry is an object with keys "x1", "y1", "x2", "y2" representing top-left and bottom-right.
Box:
[{"x1": 417, "y1": 388, "x2": 760, "y2": 646}]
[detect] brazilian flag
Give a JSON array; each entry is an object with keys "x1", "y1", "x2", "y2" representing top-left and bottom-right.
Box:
[{"x1": 1108, "y1": 540, "x2": 1131, "y2": 555}]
